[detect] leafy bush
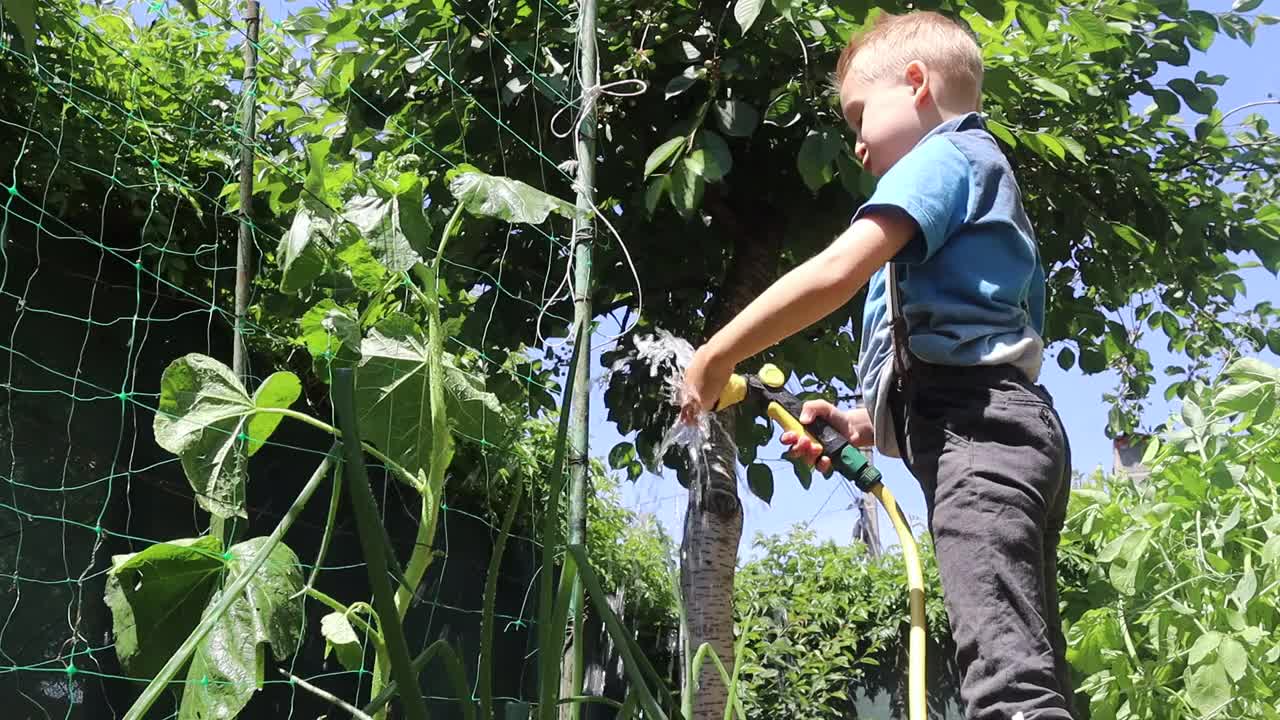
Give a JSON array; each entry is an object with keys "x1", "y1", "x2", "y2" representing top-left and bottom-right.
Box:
[
  {"x1": 1062, "y1": 357, "x2": 1280, "y2": 719},
  {"x1": 734, "y1": 529, "x2": 953, "y2": 719}
]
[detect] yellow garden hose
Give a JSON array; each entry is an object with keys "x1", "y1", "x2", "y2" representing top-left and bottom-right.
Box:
[
  {"x1": 715, "y1": 366, "x2": 928, "y2": 719},
  {"x1": 871, "y1": 482, "x2": 927, "y2": 720}
]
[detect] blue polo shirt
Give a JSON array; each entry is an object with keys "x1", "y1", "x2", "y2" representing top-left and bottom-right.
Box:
[{"x1": 854, "y1": 112, "x2": 1046, "y2": 456}]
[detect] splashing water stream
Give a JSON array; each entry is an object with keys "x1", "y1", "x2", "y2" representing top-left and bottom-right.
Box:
[{"x1": 627, "y1": 329, "x2": 739, "y2": 486}]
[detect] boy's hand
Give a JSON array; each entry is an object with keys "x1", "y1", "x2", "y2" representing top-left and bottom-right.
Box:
[
  {"x1": 781, "y1": 404, "x2": 873, "y2": 475},
  {"x1": 679, "y1": 345, "x2": 733, "y2": 425}
]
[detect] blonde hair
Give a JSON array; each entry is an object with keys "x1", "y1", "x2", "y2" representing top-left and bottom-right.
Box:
[{"x1": 835, "y1": 12, "x2": 984, "y2": 111}]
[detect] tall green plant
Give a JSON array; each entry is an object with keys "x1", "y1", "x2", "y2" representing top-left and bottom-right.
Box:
[{"x1": 1062, "y1": 357, "x2": 1280, "y2": 719}]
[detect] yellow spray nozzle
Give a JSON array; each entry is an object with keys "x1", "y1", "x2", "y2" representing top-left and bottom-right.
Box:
[{"x1": 716, "y1": 373, "x2": 749, "y2": 410}]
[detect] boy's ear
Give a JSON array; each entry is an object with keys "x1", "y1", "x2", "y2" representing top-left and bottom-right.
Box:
[{"x1": 905, "y1": 60, "x2": 931, "y2": 107}]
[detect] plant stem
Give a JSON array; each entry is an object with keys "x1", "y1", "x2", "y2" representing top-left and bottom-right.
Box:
[
  {"x1": 280, "y1": 669, "x2": 374, "y2": 720},
  {"x1": 304, "y1": 588, "x2": 383, "y2": 642},
  {"x1": 332, "y1": 369, "x2": 430, "y2": 720},
  {"x1": 255, "y1": 407, "x2": 420, "y2": 489},
  {"x1": 538, "y1": 324, "x2": 585, "y2": 720},
  {"x1": 300, "y1": 455, "x2": 343, "y2": 594},
  {"x1": 122, "y1": 445, "x2": 338, "y2": 720},
  {"x1": 481, "y1": 480, "x2": 524, "y2": 720},
  {"x1": 363, "y1": 638, "x2": 475, "y2": 720},
  {"x1": 564, "y1": 0, "x2": 599, "y2": 715}
]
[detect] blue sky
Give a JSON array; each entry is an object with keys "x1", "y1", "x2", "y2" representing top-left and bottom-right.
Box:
[{"x1": 145, "y1": 0, "x2": 1278, "y2": 554}]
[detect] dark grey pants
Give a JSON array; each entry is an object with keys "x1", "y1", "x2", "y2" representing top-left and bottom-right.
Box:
[{"x1": 890, "y1": 362, "x2": 1075, "y2": 719}]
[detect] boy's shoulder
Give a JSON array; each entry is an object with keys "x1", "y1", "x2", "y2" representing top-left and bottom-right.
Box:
[{"x1": 914, "y1": 113, "x2": 1014, "y2": 182}]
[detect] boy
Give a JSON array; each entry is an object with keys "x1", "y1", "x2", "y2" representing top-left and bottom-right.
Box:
[{"x1": 679, "y1": 11, "x2": 1075, "y2": 720}]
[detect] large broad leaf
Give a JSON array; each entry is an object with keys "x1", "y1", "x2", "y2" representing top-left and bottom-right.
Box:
[
  {"x1": 747, "y1": 463, "x2": 774, "y2": 504},
  {"x1": 320, "y1": 611, "x2": 365, "y2": 672},
  {"x1": 104, "y1": 536, "x2": 224, "y2": 679},
  {"x1": 797, "y1": 129, "x2": 843, "y2": 192},
  {"x1": 299, "y1": 300, "x2": 361, "y2": 375},
  {"x1": 178, "y1": 537, "x2": 305, "y2": 720},
  {"x1": 734, "y1": 0, "x2": 765, "y2": 33},
  {"x1": 154, "y1": 355, "x2": 300, "y2": 518},
  {"x1": 1168, "y1": 78, "x2": 1218, "y2": 115},
  {"x1": 278, "y1": 208, "x2": 336, "y2": 295},
  {"x1": 341, "y1": 191, "x2": 425, "y2": 273},
  {"x1": 714, "y1": 100, "x2": 760, "y2": 138},
  {"x1": 645, "y1": 137, "x2": 686, "y2": 177},
  {"x1": 1184, "y1": 660, "x2": 1231, "y2": 716},
  {"x1": 447, "y1": 166, "x2": 578, "y2": 225},
  {"x1": 356, "y1": 314, "x2": 508, "y2": 477}
]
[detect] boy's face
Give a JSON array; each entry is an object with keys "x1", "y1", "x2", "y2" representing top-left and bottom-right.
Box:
[{"x1": 839, "y1": 66, "x2": 932, "y2": 177}]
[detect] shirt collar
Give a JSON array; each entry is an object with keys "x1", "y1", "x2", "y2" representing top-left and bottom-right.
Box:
[{"x1": 918, "y1": 111, "x2": 983, "y2": 145}]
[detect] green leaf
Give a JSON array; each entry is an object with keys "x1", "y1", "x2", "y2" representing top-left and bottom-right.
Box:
[
  {"x1": 1189, "y1": 631, "x2": 1222, "y2": 665},
  {"x1": 1168, "y1": 78, "x2": 1218, "y2": 114},
  {"x1": 1195, "y1": 71, "x2": 1228, "y2": 86},
  {"x1": 797, "y1": 129, "x2": 842, "y2": 192},
  {"x1": 747, "y1": 463, "x2": 774, "y2": 504},
  {"x1": 608, "y1": 442, "x2": 636, "y2": 470},
  {"x1": 1034, "y1": 133, "x2": 1067, "y2": 161},
  {"x1": 1226, "y1": 357, "x2": 1278, "y2": 383},
  {"x1": 1015, "y1": 5, "x2": 1047, "y2": 40},
  {"x1": 669, "y1": 161, "x2": 705, "y2": 219},
  {"x1": 448, "y1": 167, "x2": 578, "y2": 225},
  {"x1": 734, "y1": 0, "x2": 766, "y2": 33},
  {"x1": 1069, "y1": 10, "x2": 1122, "y2": 52},
  {"x1": 341, "y1": 192, "x2": 425, "y2": 273},
  {"x1": 304, "y1": 139, "x2": 331, "y2": 200},
  {"x1": 1260, "y1": 14, "x2": 1280, "y2": 25},
  {"x1": 243, "y1": 373, "x2": 301, "y2": 456},
  {"x1": 1057, "y1": 347, "x2": 1076, "y2": 371},
  {"x1": 1229, "y1": 568, "x2": 1257, "y2": 609},
  {"x1": 1218, "y1": 637, "x2": 1247, "y2": 681},
  {"x1": 299, "y1": 300, "x2": 361, "y2": 374},
  {"x1": 1232, "y1": 0, "x2": 1262, "y2": 12},
  {"x1": 154, "y1": 355, "x2": 298, "y2": 519},
  {"x1": 1066, "y1": 608, "x2": 1122, "y2": 674},
  {"x1": 665, "y1": 67, "x2": 700, "y2": 100},
  {"x1": 178, "y1": 537, "x2": 305, "y2": 720},
  {"x1": 645, "y1": 137, "x2": 686, "y2": 177},
  {"x1": 1185, "y1": 10, "x2": 1219, "y2": 51},
  {"x1": 643, "y1": 175, "x2": 668, "y2": 216},
  {"x1": 1079, "y1": 345, "x2": 1106, "y2": 373},
  {"x1": 986, "y1": 120, "x2": 1017, "y2": 147},
  {"x1": 1, "y1": 0, "x2": 38, "y2": 53},
  {"x1": 698, "y1": 131, "x2": 733, "y2": 182},
  {"x1": 335, "y1": 233, "x2": 387, "y2": 292},
  {"x1": 1111, "y1": 223, "x2": 1149, "y2": 250},
  {"x1": 835, "y1": 151, "x2": 863, "y2": 198},
  {"x1": 356, "y1": 314, "x2": 507, "y2": 477},
  {"x1": 104, "y1": 536, "x2": 224, "y2": 679},
  {"x1": 1184, "y1": 660, "x2": 1230, "y2": 716},
  {"x1": 714, "y1": 100, "x2": 760, "y2": 138},
  {"x1": 1152, "y1": 89, "x2": 1181, "y2": 114},
  {"x1": 320, "y1": 612, "x2": 365, "y2": 672},
  {"x1": 1030, "y1": 77, "x2": 1071, "y2": 103},
  {"x1": 1107, "y1": 529, "x2": 1151, "y2": 595},
  {"x1": 1263, "y1": 535, "x2": 1280, "y2": 566},
  {"x1": 1182, "y1": 398, "x2": 1206, "y2": 428},
  {"x1": 278, "y1": 208, "x2": 336, "y2": 295},
  {"x1": 1058, "y1": 136, "x2": 1088, "y2": 163}
]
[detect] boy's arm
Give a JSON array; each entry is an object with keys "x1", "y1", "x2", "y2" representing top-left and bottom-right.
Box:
[{"x1": 680, "y1": 209, "x2": 916, "y2": 420}]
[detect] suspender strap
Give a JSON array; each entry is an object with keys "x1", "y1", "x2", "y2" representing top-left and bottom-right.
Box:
[{"x1": 886, "y1": 262, "x2": 913, "y2": 377}]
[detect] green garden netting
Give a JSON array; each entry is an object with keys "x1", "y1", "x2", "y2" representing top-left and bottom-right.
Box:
[{"x1": 0, "y1": 1, "x2": 615, "y2": 717}]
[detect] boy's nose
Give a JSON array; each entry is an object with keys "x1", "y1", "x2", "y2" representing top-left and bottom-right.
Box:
[{"x1": 854, "y1": 141, "x2": 868, "y2": 165}]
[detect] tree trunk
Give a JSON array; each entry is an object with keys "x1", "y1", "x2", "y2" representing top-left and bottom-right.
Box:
[{"x1": 680, "y1": 190, "x2": 782, "y2": 718}]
